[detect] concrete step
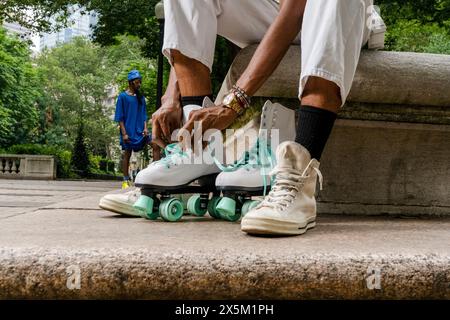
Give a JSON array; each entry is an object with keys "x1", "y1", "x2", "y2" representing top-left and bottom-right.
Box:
[{"x1": 0, "y1": 191, "x2": 449, "y2": 299}]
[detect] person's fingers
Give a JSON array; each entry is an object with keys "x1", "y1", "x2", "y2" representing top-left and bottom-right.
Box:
[
  {"x1": 152, "y1": 116, "x2": 160, "y2": 137},
  {"x1": 179, "y1": 119, "x2": 195, "y2": 143},
  {"x1": 151, "y1": 118, "x2": 167, "y2": 149},
  {"x1": 160, "y1": 118, "x2": 173, "y2": 143},
  {"x1": 152, "y1": 143, "x2": 162, "y2": 161},
  {"x1": 151, "y1": 137, "x2": 167, "y2": 150}
]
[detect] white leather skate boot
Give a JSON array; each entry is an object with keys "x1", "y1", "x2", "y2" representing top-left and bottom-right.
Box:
[
  {"x1": 241, "y1": 141, "x2": 323, "y2": 236},
  {"x1": 135, "y1": 96, "x2": 218, "y2": 187},
  {"x1": 212, "y1": 101, "x2": 296, "y2": 221},
  {"x1": 100, "y1": 97, "x2": 215, "y2": 218},
  {"x1": 133, "y1": 97, "x2": 222, "y2": 221}
]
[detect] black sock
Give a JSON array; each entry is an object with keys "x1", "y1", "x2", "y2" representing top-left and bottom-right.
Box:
[
  {"x1": 295, "y1": 105, "x2": 337, "y2": 160},
  {"x1": 181, "y1": 95, "x2": 214, "y2": 107}
]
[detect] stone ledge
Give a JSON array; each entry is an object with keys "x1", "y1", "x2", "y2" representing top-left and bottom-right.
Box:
[
  {"x1": 228, "y1": 45, "x2": 450, "y2": 109},
  {"x1": 0, "y1": 200, "x2": 449, "y2": 299},
  {"x1": 0, "y1": 248, "x2": 448, "y2": 299}
]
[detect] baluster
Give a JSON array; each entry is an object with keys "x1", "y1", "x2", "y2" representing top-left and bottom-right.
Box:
[
  {"x1": 15, "y1": 159, "x2": 21, "y2": 174},
  {"x1": 6, "y1": 159, "x2": 12, "y2": 173}
]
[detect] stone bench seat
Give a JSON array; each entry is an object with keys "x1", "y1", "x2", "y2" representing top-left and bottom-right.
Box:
[{"x1": 222, "y1": 46, "x2": 450, "y2": 217}]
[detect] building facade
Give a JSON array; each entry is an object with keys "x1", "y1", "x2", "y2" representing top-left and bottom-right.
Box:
[
  {"x1": 3, "y1": 22, "x2": 32, "y2": 41},
  {"x1": 39, "y1": 6, "x2": 97, "y2": 51}
]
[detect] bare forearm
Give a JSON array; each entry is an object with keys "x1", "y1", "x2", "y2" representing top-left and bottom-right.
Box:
[
  {"x1": 236, "y1": 0, "x2": 306, "y2": 96},
  {"x1": 161, "y1": 67, "x2": 181, "y2": 106},
  {"x1": 119, "y1": 122, "x2": 127, "y2": 136}
]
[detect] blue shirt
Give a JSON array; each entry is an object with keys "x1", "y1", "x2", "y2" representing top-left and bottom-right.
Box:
[{"x1": 114, "y1": 91, "x2": 148, "y2": 147}]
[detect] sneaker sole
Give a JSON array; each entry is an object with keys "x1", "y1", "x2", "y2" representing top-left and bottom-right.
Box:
[
  {"x1": 241, "y1": 217, "x2": 316, "y2": 236},
  {"x1": 99, "y1": 198, "x2": 141, "y2": 217}
]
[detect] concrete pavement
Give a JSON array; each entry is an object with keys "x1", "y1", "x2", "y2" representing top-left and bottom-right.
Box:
[{"x1": 0, "y1": 179, "x2": 449, "y2": 299}]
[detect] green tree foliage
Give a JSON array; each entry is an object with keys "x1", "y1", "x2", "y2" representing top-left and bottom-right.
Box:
[
  {"x1": 35, "y1": 36, "x2": 157, "y2": 156},
  {"x1": 86, "y1": 0, "x2": 161, "y2": 59},
  {"x1": 36, "y1": 37, "x2": 116, "y2": 155},
  {"x1": 0, "y1": 0, "x2": 76, "y2": 33},
  {"x1": 376, "y1": 0, "x2": 450, "y2": 26},
  {"x1": 0, "y1": 27, "x2": 40, "y2": 147},
  {"x1": 0, "y1": 0, "x2": 161, "y2": 58},
  {"x1": 377, "y1": 0, "x2": 450, "y2": 53}
]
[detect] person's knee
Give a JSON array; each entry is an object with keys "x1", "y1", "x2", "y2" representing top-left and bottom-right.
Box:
[{"x1": 301, "y1": 76, "x2": 342, "y2": 112}]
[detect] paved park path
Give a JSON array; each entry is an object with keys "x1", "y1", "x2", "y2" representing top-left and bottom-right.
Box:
[{"x1": 0, "y1": 179, "x2": 449, "y2": 299}]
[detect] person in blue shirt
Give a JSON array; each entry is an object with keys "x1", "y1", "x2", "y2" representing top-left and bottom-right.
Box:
[{"x1": 115, "y1": 70, "x2": 150, "y2": 189}]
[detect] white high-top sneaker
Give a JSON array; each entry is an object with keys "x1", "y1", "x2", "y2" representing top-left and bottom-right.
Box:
[
  {"x1": 99, "y1": 188, "x2": 142, "y2": 217},
  {"x1": 241, "y1": 141, "x2": 323, "y2": 236},
  {"x1": 213, "y1": 101, "x2": 296, "y2": 220}
]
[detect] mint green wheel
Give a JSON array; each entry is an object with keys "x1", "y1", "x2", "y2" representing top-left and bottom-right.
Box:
[
  {"x1": 216, "y1": 197, "x2": 241, "y2": 222},
  {"x1": 178, "y1": 194, "x2": 189, "y2": 213},
  {"x1": 241, "y1": 200, "x2": 260, "y2": 216},
  {"x1": 207, "y1": 196, "x2": 222, "y2": 219},
  {"x1": 187, "y1": 194, "x2": 208, "y2": 216},
  {"x1": 133, "y1": 195, "x2": 158, "y2": 220},
  {"x1": 159, "y1": 198, "x2": 184, "y2": 222}
]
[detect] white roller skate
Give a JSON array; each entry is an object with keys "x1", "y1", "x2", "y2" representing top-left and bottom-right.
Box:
[
  {"x1": 98, "y1": 98, "x2": 214, "y2": 218},
  {"x1": 133, "y1": 97, "x2": 222, "y2": 222},
  {"x1": 210, "y1": 101, "x2": 296, "y2": 221},
  {"x1": 241, "y1": 141, "x2": 323, "y2": 236}
]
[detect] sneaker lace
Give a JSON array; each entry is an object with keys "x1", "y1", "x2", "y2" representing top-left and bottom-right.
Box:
[
  {"x1": 126, "y1": 188, "x2": 141, "y2": 202},
  {"x1": 258, "y1": 160, "x2": 323, "y2": 211},
  {"x1": 213, "y1": 138, "x2": 276, "y2": 195}
]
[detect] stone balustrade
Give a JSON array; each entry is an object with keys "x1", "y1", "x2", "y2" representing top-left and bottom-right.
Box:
[{"x1": 0, "y1": 154, "x2": 56, "y2": 180}]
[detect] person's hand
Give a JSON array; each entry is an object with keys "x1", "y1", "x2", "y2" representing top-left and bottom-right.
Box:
[
  {"x1": 151, "y1": 100, "x2": 183, "y2": 148},
  {"x1": 178, "y1": 104, "x2": 238, "y2": 150},
  {"x1": 143, "y1": 128, "x2": 149, "y2": 137},
  {"x1": 151, "y1": 99, "x2": 183, "y2": 160},
  {"x1": 123, "y1": 134, "x2": 131, "y2": 144}
]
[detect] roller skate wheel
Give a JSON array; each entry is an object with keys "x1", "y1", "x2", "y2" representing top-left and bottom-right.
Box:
[
  {"x1": 216, "y1": 197, "x2": 241, "y2": 222},
  {"x1": 187, "y1": 194, "x2": 207, "y2": 217},
  {"x1": 133, "y1": 195, "x2": 158, "y2": 220},
  {"x1": 207, "y1": 196, "x2": 222, "y2": 219},
  {"x1": 159, "y1": 198, "x2": 184, "y2": 222}
]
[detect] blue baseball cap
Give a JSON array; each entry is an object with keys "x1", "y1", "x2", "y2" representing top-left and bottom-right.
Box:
[{"x1": 128, "y1": 70, "x2": 142, "y2": 81}]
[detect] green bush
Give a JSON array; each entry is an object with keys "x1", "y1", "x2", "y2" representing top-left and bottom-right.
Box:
[
  {"x1": 89, "y1": 155, "x2": 102, "y2": 171},
  {"x1": 5, "y1": 144, "x2": 73, "y2": 178},
  {"x1": 99, "y1": 159, "x2": 108, "y2": 172},
  {"x1": 107, "y1": 160, "x2": 115, "y2": 173},
  {"x1": 90, "y1": 156, "x2": 116, "y2": 174}
]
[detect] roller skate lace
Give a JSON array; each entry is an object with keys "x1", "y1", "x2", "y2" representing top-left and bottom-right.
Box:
[
  {"x1": 125, "y1": 188, "x2": 141, "y2": 202},
  {"x1": 159, "y1": 143, "x2": 190, "y2": 168},
  {"x1": 213, "y1": 138, "x2": 275, "y2": 195}
]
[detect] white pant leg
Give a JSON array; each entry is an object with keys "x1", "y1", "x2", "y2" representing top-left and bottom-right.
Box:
[
  {"x1": 163, "y1": 0, "x2": 281, "y2": 72},
  {"x1": 299, "y1": 0, "x2": 373, "y2": 107}
]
